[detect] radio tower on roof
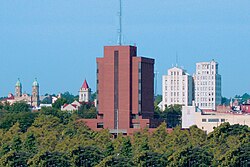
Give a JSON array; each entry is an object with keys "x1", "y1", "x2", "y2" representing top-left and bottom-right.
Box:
[{"x1": 118, "y1": 0, "x2": 122, "y2": 45}]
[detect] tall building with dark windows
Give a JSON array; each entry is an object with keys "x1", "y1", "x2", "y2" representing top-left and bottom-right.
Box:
[{"x1": 83, "y1": 45, "x2": 157, "y2": 135}]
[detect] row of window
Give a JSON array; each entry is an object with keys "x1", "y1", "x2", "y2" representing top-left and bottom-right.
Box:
[
  {"x1": 197, "y1": 71, "x2": 215, "y2": 75},
  {"x1": 170, "y1": 71, "x2": 182, "y2": 76},
  {"x1": 196, "y1": 76, "x2": 214, "y2": 80},
  {"x1": 196, "y1": 81, "x2": 214, "y2": 86},
  {"x1": 202, "y1": 118, "x2": 225, "y2": 123},
  {"x1": 197, "y1": 64, "x2": 215, "y2": 70},
  {"x1": 196, "y1": 92, "x2": 214, "y2": 96},
  {"x1": 165, "y1": 98, "x2": 186, "y2": 103},
  {"x1": 196, "y1": 97, "x2": 214, "y2": 102},
  {"x1": 196, "y1": 102, "x2": 214, "y2": 107},
  {"x1": 165, "y1": 86, "x2": 186, "y2": 91},
  {"x1": 196, "y1": 87, "x2": 214, "y2": 91}
]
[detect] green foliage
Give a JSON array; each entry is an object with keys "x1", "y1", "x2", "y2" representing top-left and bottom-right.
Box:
[
  {"x1": 0, "y1": 151, "x2": 29, "y2": 167},
  {"x1": 0, "y1": 105, "x2": 249, "y2": 166},
  {"x1": 154, "y1": 95, "x2": 162, "y2": 113},
  {"x1": 10, "y1": 101, "x2": 31, "y2": 112},
  {"x1": 221, "y1": 96, "x2": 230, "y2": 105},
  {"x1": 41, "y1": 96, "x2": 52, "y2": 104},
  {"x1": 70, "y1": 146, "x2": 103, "y2": 166},
  {"x1": 0, "y1": 111, "x2": 38, "y2": 132},
  {"x1": 52, "y1": 98, "x2": 67, "y2": 109},
  {"x1": 76, "y1": 103, "x2": 97, "y2": 119},
  {"x1": 156, "y1": 104, "x2": 182, "y2": 128},
  {"x1": 61, "y1": 91, "x2": 76, "y2": 104},
  {"x1": 0, "y1": 101, "x2": 30, "y2": 113},
  {"x1": 91, "y1": 92, "x2": 97, "y2": 101},
  {"x1": 28, "y1": 151, "x2": 70, "y2": 167},
  {"x1": 40, "y1": 107, "x2": 72, "y2": 124}
]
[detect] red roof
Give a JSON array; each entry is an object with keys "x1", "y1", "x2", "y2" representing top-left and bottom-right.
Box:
[
  {"x1": 63, "y1": 104, "x2": 68, "y2": 108},
  {"x1": 81, "y1": 79, "x2": 89, "y2": 89}
]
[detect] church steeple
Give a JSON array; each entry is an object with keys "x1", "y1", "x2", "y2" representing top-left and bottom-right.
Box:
[
  {"x1": 15, "y1": 78, "x2": 22, "y2": 97},
  {"x1": 32, "y1": 78, "x2": 40, "y2": 107},
  {"x1": 79, "y1": 79, "x2": 91, "y2": 102}
]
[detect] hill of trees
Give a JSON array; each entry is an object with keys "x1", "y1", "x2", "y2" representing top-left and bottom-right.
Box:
[{"x1": 0, "y1": 102, "x2": 249, "y2": 166}]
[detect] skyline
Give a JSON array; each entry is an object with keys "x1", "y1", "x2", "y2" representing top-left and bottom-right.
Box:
[{"x1": 1, "y1": 1, "x2": 250, "y2": 98}]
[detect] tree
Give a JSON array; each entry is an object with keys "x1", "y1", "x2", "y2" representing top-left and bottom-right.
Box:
[
  {"x1": 28, "y1": 151, "x2": 70, "y2": 167},
  {"x1": 11, "y1": 135, "x2": 22, "y2": 151},
  {"x1": 76, "y1": 103, "x2": 97, "y2": 119},
  {"x1": 162, "y1": 104, "x2": 182, "y2": 128},
  {"x1": 0, "y1": 151, "x2": 29, "y2": 167},
  {"x1": 52, "y1": 98, "x2": 67, "y2": 109},
  {"x1": 0, "y1": 102, "x2": 4, "y2": 110},
  {"x1": 0, "y1": 112, "x2": 38, "y2": 132},
  {"x1": 96, "y1": 155, "x2": 133, "y2": 167},
  {"x1": 133, "y1": 151, "x2": 167, "y2": 167},
  {"x1": 41, "y1": 96, "x2": 52, "y2": 104},
  {"x1": 120, "y1": 137, "x2": 132, "y2": 157},
  {"x1": 62, "y1": 92, "x2": 75, "y2": 104},
  {"x1": 10, "y1": 101, "x2": 30, "y2": 112},
  {"x1": 149, "y1": 122, "x2": 168, "y2": 153},
  {"x1": 70, "y1": 146, "x2": 103, "y2": 167},
  {"x1": 23, "y1": 132, "x2": 37, "y2": 155}
]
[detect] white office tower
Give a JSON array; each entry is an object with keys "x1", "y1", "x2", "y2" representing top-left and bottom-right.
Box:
[
  {"x1": 194, "y1": 60, "x2": 221, "y2": 110},
  {"x1": 162, "y1": 67, "x2": 193, "y2": 111}
]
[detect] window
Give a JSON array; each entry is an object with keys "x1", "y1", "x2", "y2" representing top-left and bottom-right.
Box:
[
  {"x1": 208, "y1": 119, "x2": 219, "y2": 122},
  {"x1": 221, "y1": 119, "x2": 225, "y2": 122},
  {"x1": 132, "y1": 114, "x2": 139, "y2": 119},
  {"x1": 132, "y1": 123, "x2": 140, "y2": 129},
  {"x1": 97, "y1": 123, "x2": 104, "y2": 128}
]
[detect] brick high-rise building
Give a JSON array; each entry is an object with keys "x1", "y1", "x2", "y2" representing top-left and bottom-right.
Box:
[{"x1": 83, "y1": 45, "x2": 157, "y2": 135}]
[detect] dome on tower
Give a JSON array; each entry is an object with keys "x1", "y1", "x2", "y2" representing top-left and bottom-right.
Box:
[
  {"x1": 32, "y1": 78, "x2": 39, "y2": 87},
  {"x1": 16, "y1": 78, "x2": 22, "y2": 87}
]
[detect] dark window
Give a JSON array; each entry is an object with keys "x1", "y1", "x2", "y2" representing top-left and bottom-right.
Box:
[
  {"x1": 208, "y1": 119, "x2": 219, "y2": 122},
  {"x1": 202, "y1": 119, "x2": 207, "y2": 122},
  {"x1": 97, "y1": 123, "x2": 104, "y2": 128}
]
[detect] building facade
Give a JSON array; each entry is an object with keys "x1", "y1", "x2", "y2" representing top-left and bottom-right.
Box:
[
  {"x1": 1, "y1": 79, "x2": 40, "y2": 108},
  {"x1": 162, "y1": 67, "x2": 193, "y2": 111},
  {"x1": 15, "y1": 78, "x2": 22, "y2": 97},
  {"x1": 79, "y1": 79, "x2": 91, "y2": 103},
  {"x1": 83, "y1": 45, "x2": 157, "y2": 135},
  {"x1": 31, "y1": 78, "x2": 40, "y2": 107},
  {"x1": 193, "y1": 60, "x2": 221, "y2": 110},
  {"x1": 182, "y1": 105, "x2": 250, "y2": 133}
]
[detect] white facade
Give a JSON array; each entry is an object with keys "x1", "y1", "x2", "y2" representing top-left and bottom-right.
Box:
[
  {"x1": 194, "y1": 60, "x2": 221, "y2": 110},
  {"x1": 79, "y1": 80, "x2": 91, "y2": 103},
  {"x1": 162, "y1": 67, "x2": 193, "y2": 111},
  {"x1": 182, "y1": 105, "x2": 250, "y2": 133}
]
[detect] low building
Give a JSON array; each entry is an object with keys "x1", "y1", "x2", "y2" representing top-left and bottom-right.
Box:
[
  {"x1": 241, "y1": 104, "x2": 250, "y2": 113},
  {"x1": 61, "y1": 100, "x2": 82, "y2": 111},
  {"x1": 182, "y1": 105, "x2": 250, "y2": 133}
]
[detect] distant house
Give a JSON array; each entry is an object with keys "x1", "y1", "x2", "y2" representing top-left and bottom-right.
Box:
[
  {"x1": 61, "y1": 100, "x2": 82, "y2": 111},
  {"x1": 241, "y1": 104, "x2": 250, "y2": 113}
]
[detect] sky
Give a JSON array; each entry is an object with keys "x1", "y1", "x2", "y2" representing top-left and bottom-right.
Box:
[{"x1": 0, "y1": 0, "x2": 250, "y2": 98}]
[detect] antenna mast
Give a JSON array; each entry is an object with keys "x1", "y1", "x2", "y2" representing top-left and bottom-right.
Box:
[
  {"x1": 118, "y1": 0, "x2": 122, "y2": 45},
  {"x1": 176, "y1": 52, "x2": 179, "y2": 67}
]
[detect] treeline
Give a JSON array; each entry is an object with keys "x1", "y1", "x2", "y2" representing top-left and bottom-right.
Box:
[{"x1": 0, "y1": 104, "x2": 249, "y2": 166}]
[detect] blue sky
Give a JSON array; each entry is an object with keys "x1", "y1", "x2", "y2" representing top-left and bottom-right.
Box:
[{"x1": 0, "y1": 0, "x2": 249, "y2": 98}]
